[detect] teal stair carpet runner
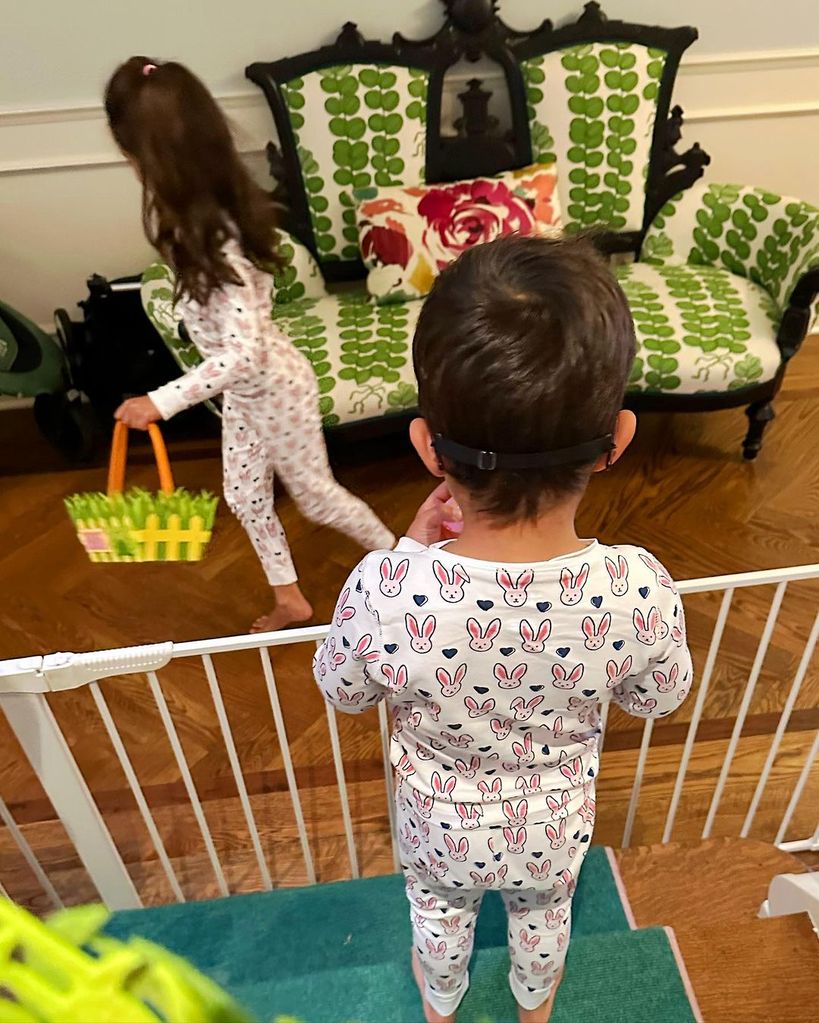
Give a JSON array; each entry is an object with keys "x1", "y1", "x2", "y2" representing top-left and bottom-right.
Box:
[{"x1": 108, "y1": 847, "x2": 699, "y2": 1022}]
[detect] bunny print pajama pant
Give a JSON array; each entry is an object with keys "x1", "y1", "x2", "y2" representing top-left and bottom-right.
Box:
[
  {"x1": 221, "y1": 388, "x2": 394, "y2": 585},
  {"x1": 397, "y1": 780, "x2": 594, "y2": 1015}
]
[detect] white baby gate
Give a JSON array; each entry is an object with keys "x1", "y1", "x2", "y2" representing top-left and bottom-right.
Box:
[{"x1": 1, "y1": 563, "x2": 818, "y2": 912}]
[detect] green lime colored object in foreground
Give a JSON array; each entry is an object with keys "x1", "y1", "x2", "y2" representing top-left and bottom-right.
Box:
[{"x1": 0, "y1": 901, "x2": 255, "y2": 1023}]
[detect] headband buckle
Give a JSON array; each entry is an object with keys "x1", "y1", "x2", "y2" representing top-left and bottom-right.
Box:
[{"x1": 477, "y1": 450, "x2": 497, "y2": 471}]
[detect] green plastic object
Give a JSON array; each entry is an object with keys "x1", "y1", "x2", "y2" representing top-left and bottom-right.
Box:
[
  {"x1": 0, "y1": 299, "x2": 66, "y2": 398},
  {"x1": 0, "y1": 900, "x2": 256, "y2": 1023}
]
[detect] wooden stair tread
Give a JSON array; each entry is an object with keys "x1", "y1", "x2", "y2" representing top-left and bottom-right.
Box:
[{"x1": 616, "y1": 838, "x2": 819, "y2": 1023}]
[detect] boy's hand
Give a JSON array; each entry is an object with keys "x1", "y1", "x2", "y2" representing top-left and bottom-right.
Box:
[
  {"x1": 115, "y1": 395, "x2": 162, "y2": 430},
  {"x1": 407, "y1": 482, "x2": 462, "y2": 546}
]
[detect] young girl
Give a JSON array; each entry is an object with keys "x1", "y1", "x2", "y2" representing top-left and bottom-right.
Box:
[
  {"x1": 314, "y1": 235, "x2": 693, "y2": 1023},
  {"x1": 107, "y1": 57, "x2": 394, "y2": 631}
]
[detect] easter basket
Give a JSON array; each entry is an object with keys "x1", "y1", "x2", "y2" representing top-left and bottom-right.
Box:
[{"x1": 65, "y1": 422, "x2": 218, "y2": 563}]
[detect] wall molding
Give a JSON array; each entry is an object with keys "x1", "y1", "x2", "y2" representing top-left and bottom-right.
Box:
[{"x1": 2, "y1": 48, "x2": 818, "y2": 176}]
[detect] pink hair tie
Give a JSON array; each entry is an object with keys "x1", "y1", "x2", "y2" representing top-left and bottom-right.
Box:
[{"x1": 143, "y1": 63, "x2": 157, "y2": 76}]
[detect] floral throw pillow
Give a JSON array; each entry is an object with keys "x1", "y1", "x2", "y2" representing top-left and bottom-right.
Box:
[{"x1": 354, "y1": 163, "x2": 561, "y2": 302}]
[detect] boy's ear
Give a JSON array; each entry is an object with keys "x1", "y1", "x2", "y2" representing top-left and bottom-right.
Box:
[
  {"x1": 593, "y1": 409, "x2": 636, "y2": 473},
  {"x1": 409, "y1": 418, "x2": 446, "y2": 478}
]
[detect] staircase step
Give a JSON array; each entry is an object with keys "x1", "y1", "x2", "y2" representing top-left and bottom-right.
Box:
[
  {"x1": 244, "y1": 927, "x2": 698, "y2": 1023},
  {"x1": 107, "y1": 847, "x2": 631, "y2": 984}
]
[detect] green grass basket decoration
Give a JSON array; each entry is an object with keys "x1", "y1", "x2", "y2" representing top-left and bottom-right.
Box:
[{"x1": 65, "y1": 422, "x2": 218, "y2": 563}]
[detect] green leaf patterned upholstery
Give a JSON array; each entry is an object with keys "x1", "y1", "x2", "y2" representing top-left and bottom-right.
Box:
[
  {"x1": 271, "y1": 293, "x2": 419, "y2": 427},
  {"x1": 140, "y1": 275, "x2": 420, "y2": 428},
  {"x1": 279, "y1": 65, "x2": 429, "y2": 262},
  {"x1": 642, "y1": 182, "x2": 819, "y2": 326},
  {"x1": 616, "y1": 262, "x2": 781, "y2": 395},
  {"x1": 521, "y1": 42, "x2": 666, "y2": 233}
]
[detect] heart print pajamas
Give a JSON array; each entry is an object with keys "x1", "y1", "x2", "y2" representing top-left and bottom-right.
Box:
[
  {"x1": 314, "y1": 538, "x2": 692, "y2": 1015},
  {"x1": 149, "y1": 240, "x2": 394, "y2": 585}
]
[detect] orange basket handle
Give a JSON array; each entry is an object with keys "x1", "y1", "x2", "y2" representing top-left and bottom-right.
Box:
[{"x1": 107, "y1": 422, "x2": 175, "y2": 495}]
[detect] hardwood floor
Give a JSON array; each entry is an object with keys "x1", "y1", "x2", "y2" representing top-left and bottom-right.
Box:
[
  {"x1": 617, "y1": 839, "x2": 819, "y2": 1023},
  {"x1": 1, "y1": 341, "x2": 818, "y2": 908}
]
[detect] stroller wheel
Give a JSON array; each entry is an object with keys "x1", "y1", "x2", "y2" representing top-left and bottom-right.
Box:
[{"x1": 34, "y1": 393, "x2": 98, "y2": 463}]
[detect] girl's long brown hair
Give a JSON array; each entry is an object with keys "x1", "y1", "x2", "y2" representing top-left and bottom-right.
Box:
[{"x1": 105, "y1": 56, "x2": 282, "y2": 304}]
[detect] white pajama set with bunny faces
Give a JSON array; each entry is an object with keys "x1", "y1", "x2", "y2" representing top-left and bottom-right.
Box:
[
  {"x1": 314, "y1": 538, "x2": 693, "y2": 1016},
  {"x1": 149, "y1": 240, "x2": 394, "y2": 586}
]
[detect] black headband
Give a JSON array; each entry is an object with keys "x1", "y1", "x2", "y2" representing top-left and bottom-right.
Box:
[{"x1": 433, "y1": 433, "x2": 615, "y2": 471}]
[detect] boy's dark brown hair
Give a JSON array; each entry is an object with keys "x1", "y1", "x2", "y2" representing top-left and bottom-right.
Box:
[
  {"x1": 105, "y1": 57, "x2": 282, "y2": 304},
  {"x1": 413, "y1": 233, "x2": 636, "y2": 520}
]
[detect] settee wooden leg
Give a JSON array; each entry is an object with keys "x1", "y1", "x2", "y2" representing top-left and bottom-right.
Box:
[{"x1": 743, "y1": 400, "x2": 775, "y2": 460}]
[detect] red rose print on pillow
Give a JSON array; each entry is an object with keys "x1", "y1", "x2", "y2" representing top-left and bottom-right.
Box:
[
  {"x1": 418, "y1": 180, "x2": 537, "y2": 268},
  {"x1": 360, "y1": 217, "x2": 412, "y2": 269}
]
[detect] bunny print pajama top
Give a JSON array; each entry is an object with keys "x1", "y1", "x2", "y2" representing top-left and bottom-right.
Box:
[
  {"x1": 149, "y1": 239, "x2": 394, "y2": 586},
  {"x1": 313, "y1": 537, "x2": 693, "y2": 1015}
]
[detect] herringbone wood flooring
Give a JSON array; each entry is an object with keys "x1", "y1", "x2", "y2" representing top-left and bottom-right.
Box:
[{"x1": 1, "y1": 341, "x2": 818, "y2": 908}]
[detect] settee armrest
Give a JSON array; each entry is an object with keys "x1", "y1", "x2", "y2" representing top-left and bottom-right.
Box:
[{"x1": 641, "y1": 182, "x2": 819, "y2": 339}]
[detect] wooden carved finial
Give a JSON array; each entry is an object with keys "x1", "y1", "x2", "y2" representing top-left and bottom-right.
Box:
[
  {"x1": 443, "y1": 0, "x2": 499, "y2": 34},
  {"x1": 337, "y1": 21, "x2": 364, "y2": 47},
  {"x1": 579, "y1": 2, "x2": 607, "y2": 25}
]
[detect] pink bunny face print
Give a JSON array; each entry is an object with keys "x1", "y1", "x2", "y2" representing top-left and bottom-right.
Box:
[
  {"x1": 605, "y1": 655, "x2": 633, "y2": 689},
  {"x1": 336, "y1": 688, "x2": 364, "y2": 707},
  {"x1": 519, "y1": 928, "x2": 540, "y2": 952},
  {"x1": 405, "y1": 612, "x2": 436, "y2": 653},
  {"x1": 653, "y1": 663, "x2": 679, "y2": 693},
  {"x1": 546, "y1": 790, "x2": 570, "y2": 820},
  {"x1": 516, "y1": 773, "x2": 541, "y2": 795},
  {"x1": 545, "y1": 908, "x2": 566, "y2": 930},
  {"x1": 510, "y1": 695, "x2": 543, "y2": 721},
  {"x1": 519, "y1": 618, "x2": 551, "y2": 652},
  {"x1": 494, "y1": 663, "x2": 527, "y2": 689},
  {"x1": 551, "y1": 662, "x2": 584, "y2": 690},
  {"x1": 639, "y1": 552, "x2": 674, "y2": 589},
  {"x1": 335, "y1": 587, "x2": 356, "y2": 626},
  {"x1": 581, "y1": 612, "x2": 611, "y2": 650},
  {"x1": 651, "y1": 605, "x2": 669, "y2": 641},
  {"x1": 464, "y1": 695, "x2": 496, "y2": 718},
  {"x1": 605, "y1": 555, "x2": 629, "y2": 596},
  {"x1": 456, "y1": 803, "x2": 482, "y2": 829},
  {"x1": 503, "y1": 826, "x2": 527, "y2": 854},
  {"x1": 436, "y1": 663, "x2": 466, "y2": 697},
  {"x1": 433, "y1": 560, "x2": 470, "y2": 603},
  {"x1": 502, "y1": 798, "x2": 528, "y2": 826},
  {"x1": 496, "y1": 568, "x2": 534, "y2": 607},
  {"x1": 431, "y1": 770, "x2": 456, "y2": 800},
  {"x1": 545, "y1": 818, "x2": 566, "y2": 849},
  {"x1": 413, "y1": 790, "x2": 433, "y2": 818},
  {"x1": 455, "y1": 755, "x2": 480, "y2": 780},
  {"x1": 477, "y1": 778, "x2": 502, "y2": 801},
  {"x1": 381, "y1": 663, "x2": 408, "y2": 692},
  {"x1": 467, "y1": 617, "x2": 501, "y2": 652},
  {"x1": 490, "y1": 717, "x2": 513, "y2": 740},
  {"x1": 379, "y1": 557, "x2": 409, "y2": 597},
  {"x1": 351, "y1": 634, "x2": 379, "y2": 662},
  {"x1": 560, "y1": 563, "x2": 589, "y2": 605},
  {"x1": 512, "y1": 732, "x2": 534, "y2": 765},
  {"x1": 558, "y1": 755, "x2": 583, "y2": 785},
  {"x1": 633, "y1": 607, "x2": 657, "y2": 645},
  {"x1": 526, "y1": 858, "x2": 551, "y2": 880},
  {"x1": 444, "y1": 833, "x2": 468, "y2": 861},
  {"x1": 425, "y1": 938, "x2": 446, "y2": 960}
]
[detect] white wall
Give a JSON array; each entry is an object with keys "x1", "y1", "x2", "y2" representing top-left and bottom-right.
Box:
[{"x1": 2, "y1": 0, "x2": 819, "y2": 325}]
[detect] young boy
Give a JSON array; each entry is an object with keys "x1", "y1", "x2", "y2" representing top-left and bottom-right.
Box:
[{"x1": 313, "y1": 235, "x2": 693, "y2": 1023}]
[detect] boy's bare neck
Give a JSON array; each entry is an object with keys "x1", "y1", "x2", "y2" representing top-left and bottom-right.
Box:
[{"x1": 443, "y1": 501, "x2": 588, "y2": 565}]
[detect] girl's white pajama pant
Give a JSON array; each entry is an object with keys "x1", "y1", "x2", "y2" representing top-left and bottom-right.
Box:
[
  {"x1": 396, "y1": 780, "x2": 594, "y2": 1016},
  {"x1": 221, "y1": 381, "x2": 394, "y2": 586}
]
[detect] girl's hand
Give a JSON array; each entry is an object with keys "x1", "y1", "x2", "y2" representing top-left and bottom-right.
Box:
[
  {"x1": 115, "y1": 395, "x2": 162, "y2": 430},
  {"x1": 406, "y1": 482, "x2": 462, "y2": 546}
]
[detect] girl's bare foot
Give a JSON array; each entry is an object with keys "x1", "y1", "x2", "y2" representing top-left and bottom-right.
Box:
[
  {"x1": 412, "y1": 948, "x2": 457, "y2": 1023},
  {"x1": 250, "y1": 583, "x2": 313, "y2": 633},
  {"x1": 517, "y1": 970, "x2": 563, "y2": 1023}
]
